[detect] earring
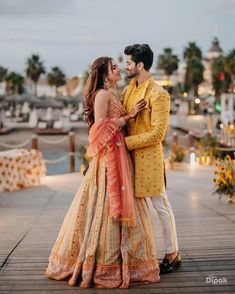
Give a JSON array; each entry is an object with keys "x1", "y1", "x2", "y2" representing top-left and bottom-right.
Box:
[{"x1": 103, "y1": 78, "x2": 110, "y2": 89}]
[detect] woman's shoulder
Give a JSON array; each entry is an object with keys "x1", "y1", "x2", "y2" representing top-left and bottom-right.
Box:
[
  {"x1": 95, "y1": 89, "x2": 109, "y2": 99},
  {"x1": 94, "y1": 89, "x2": 110, "y2": 105}
]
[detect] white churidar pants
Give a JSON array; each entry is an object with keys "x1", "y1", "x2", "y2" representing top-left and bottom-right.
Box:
[{"x1": 150, "y1": 189, "x2": 179, "y2": 254}]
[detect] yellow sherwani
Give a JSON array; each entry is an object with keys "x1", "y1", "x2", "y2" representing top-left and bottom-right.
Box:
[{"x1": 123, "y1": 77, "x2": 170, "y2": 197}]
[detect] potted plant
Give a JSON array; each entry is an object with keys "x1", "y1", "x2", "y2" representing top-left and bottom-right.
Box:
[
  {"x1": 169, "y1": 143, "x2": 186, "y2": 169},
  {"x1": 198, "y1": 134, "x2": 218, "y2": 165},
  {"x1": 213, "y1": 155, "x2": 235, "y2": 203}
]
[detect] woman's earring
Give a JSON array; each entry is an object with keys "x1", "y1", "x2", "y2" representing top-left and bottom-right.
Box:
[{"x1": 103, "y1": 78, "x2": 110, "y2": 89}]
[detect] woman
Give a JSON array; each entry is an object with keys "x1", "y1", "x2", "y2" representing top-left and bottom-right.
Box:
[{"x1": 45, "y1": 57, "x2": 160, "y2": 288}]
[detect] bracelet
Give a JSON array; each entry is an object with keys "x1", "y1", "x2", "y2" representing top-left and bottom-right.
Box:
[
  {"x1": 124, "y1": 114, "x2": 131, "y2": 122},
  {"x1": 116, "y1": 117, "x2": 126, "y2": 127},
  {"x1": 116, "y1": 114, "x2": 132, "y2": 127}
]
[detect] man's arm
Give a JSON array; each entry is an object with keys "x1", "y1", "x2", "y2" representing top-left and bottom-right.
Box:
[{"x1": 125, "y1": 90, "x2": 170, "y2": 150}]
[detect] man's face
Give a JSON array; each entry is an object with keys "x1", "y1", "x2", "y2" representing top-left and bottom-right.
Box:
[{"x1": 125, "y1": 55, "x2": 139, "y2": 78}]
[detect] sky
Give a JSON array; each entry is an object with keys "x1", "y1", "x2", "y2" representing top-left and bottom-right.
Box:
[{"x1": 0, "y1": 0, "x2": 235, "y2": 76}]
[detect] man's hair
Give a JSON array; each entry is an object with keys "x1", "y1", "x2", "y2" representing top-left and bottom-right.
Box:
[{"x1": 124, "y1": 44, "x2": 154, "y2": 71}]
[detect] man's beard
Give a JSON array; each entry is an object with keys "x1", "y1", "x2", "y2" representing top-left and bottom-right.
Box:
[{"x1": 127, "y1": 70, "x2": 138, "y2": 79}]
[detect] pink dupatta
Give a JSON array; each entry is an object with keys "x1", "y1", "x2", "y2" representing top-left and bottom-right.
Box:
[{"x1": 88, "y1": 118, "x2": 135, "y2": 227}]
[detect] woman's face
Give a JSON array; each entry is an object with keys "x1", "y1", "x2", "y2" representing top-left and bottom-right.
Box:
[{"x1": 107, "y1": 59, "x2": 121, "y2": 83}]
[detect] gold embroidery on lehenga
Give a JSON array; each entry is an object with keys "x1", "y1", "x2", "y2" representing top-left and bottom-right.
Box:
[{"x1": 45, "y1": 91, "x2": 160, "y2": 288}]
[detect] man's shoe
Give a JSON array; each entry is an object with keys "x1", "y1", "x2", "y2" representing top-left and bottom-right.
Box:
[{"x1": 159, "y1": 253, "x2": 182, "y2": 274}]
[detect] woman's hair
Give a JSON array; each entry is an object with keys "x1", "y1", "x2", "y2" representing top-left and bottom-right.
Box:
[
  {"x1": 124, "y1": 44, "x2": 153, "y2": 71},
  {"x1": 84, "y1": 56, "x2": 112, "y2": 129}
]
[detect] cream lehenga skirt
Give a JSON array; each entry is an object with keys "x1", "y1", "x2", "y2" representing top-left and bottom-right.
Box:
[{"x1": 45, "y1": 153, "x2": 160, "y2": 288}]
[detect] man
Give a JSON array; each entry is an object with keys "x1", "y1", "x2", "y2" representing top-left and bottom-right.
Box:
[{"x1": 123, "y1": 43, "x2": 181, "y2": 274}]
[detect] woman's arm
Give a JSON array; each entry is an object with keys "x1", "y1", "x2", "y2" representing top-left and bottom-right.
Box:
[
  {"x1": 117, "y1": 99, "x2": 147, "y2": 127},
  {"x1": 94, "y1": 90, "x2": 146, "y2": 127},
  {"x1": 94, "y1": 89, "x2": 110, "y2": 122}
]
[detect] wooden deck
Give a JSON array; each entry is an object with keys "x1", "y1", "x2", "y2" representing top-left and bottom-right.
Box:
[{"x1": 0, "y1": 166, "x2": 235, "y2": 293}]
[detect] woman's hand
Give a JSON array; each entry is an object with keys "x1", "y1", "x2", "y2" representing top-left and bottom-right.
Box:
[{"x1": 129, "y1": 99, "x2": 147, "y2": 118}]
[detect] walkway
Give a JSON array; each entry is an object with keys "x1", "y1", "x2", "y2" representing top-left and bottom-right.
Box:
[{"x1": 0, "y1": 165, "x2": 235, "y2": 293}]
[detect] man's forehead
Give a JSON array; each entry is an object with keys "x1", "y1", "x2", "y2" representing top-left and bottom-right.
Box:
[{"x1": 126, "y1": 55, "x2": 134, "y2": 63}]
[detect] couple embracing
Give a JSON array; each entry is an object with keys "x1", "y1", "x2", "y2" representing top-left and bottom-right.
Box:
[{"x1": 45, "y1": 43, "x2": 181, "y2": 288}]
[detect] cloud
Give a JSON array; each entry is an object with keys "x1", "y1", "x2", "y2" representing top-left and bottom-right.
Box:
[
  {"x1": 213, "y1": 0, "x2": 235, "y2": 14},
  {"x1": 0, "y1": 0, "x2": 73, "y2": 16}
]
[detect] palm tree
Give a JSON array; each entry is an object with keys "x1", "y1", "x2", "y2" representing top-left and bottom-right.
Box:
[
  {"x1": 183, "y1": 42, "x2": 202, "y2": 61},
  {"x1": 47, "y1": 66, "x2": 66, "y2": 96},
  {"x1": 211, "y1": 56, "x2": 231, "y2": 98},
  {"x1": 4, "y1": 72, "x2": 24, "y2": 95},
  {"x1": 225, "y1": 49, "x2": 235, "y2": 90},
  {"x1": 183, "y1": 42, "x2": 204, "y2": 97},
  {"x1": 26, "y1": 54, "x2": 45, "y2": 97},
  {"x1": 0, "y1": 66, "x2": 7, "y2": 83},
  {"x1": 157, "y1": 48, "x2": 179, "y2": 80},
  {"x1": 118, "y1": 53, "x2": 123, "y2": 64},
  {"x1": 184, "y1": 56, "x2": 204, "y2": 97}
]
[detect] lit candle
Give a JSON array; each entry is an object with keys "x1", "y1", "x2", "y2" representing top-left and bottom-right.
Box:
[
  {"x1": 190, "y1": 152, "x2": 196, "y2": 166},
  {"x1": 206, "y1": 156, "x2": 210, "y2": 165},
  {"x1": 200, "y1": 156, "x2": 205, "y2": 165}
]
